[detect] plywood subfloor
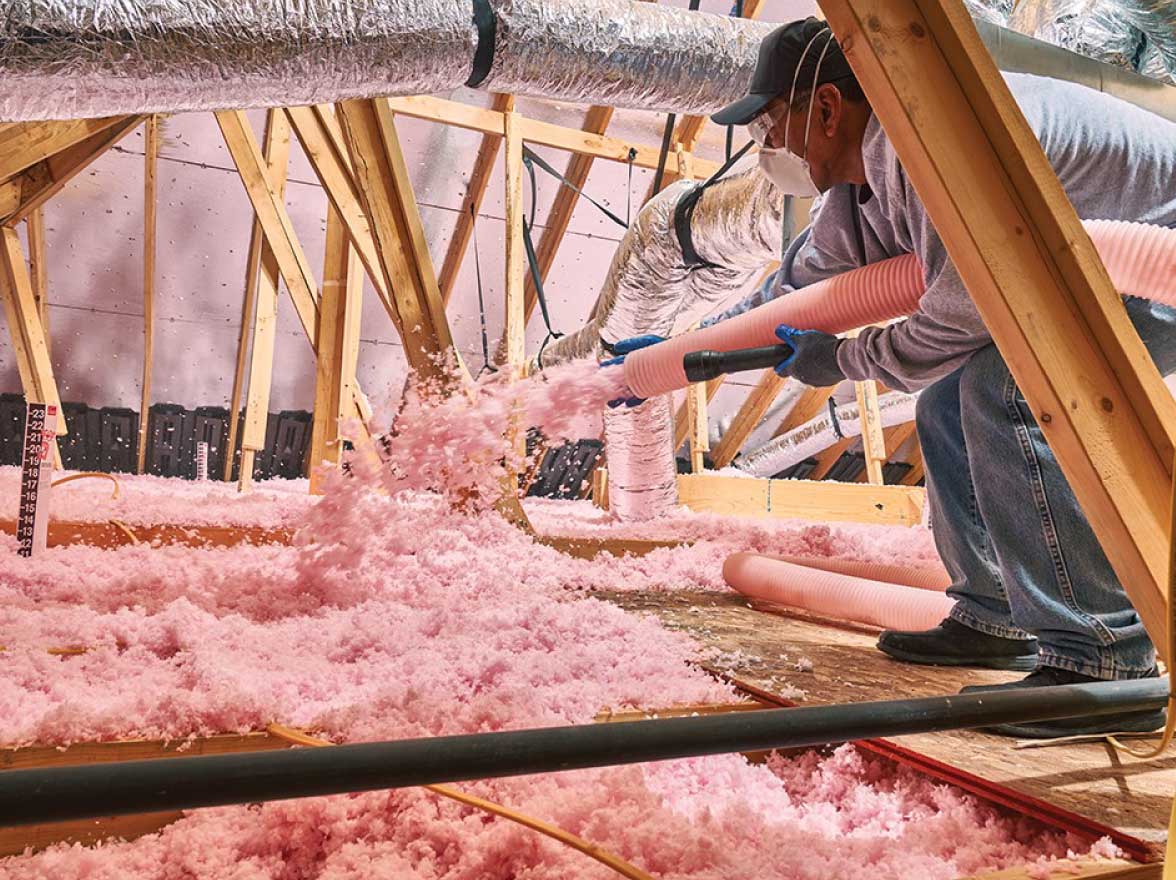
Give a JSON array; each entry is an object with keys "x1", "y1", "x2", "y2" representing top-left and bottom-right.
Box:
[{"x1": 597, "y1": 589, "x2": 1176, "y2": 849}]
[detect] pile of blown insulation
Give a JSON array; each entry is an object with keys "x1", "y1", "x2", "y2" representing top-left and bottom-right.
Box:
[{"x1": 0, "y1": 364, "x2": 1118, "y2": 878}]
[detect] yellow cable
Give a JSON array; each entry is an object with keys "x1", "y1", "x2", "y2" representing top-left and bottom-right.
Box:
[
  {"x1": 107, "y1": 519, "x2": 141, "y2": 546},
  {"x1": 50, "y1": 472, "x2": 120, "y2": 499},
  {"x1": 265, "y1": 724, "x2": 655, "y2": 880}
]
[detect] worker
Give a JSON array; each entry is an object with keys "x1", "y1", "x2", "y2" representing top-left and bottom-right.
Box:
[{"x1": 703, "y1": 18, "x2": 1176, "y2": 738}]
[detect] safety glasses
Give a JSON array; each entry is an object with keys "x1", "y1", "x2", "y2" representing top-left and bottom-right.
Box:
[{"x1": 747, "y1": 107, "x2": 783, "y2": 149}]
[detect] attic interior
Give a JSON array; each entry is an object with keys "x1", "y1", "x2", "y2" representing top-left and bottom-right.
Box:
[{"x1": 0, "y1": 0, "x2": 1175, "y2": 877}]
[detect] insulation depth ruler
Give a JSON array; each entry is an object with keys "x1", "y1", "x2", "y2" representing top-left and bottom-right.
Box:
[{"x1": 17, "y1": 402, "x2": 56, "y2": 557}]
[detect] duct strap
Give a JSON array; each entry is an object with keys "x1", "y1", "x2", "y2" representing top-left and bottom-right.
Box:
[
  {"x1": 469, "y1": 205, "x2": 497, "y2": 376},
  {"x1": 674, "y1": 139, "x2": 756, "y2": 270},
  {"x1": 522, "y1": 147, "x2": 633, "y2": 230},
  {"x1": 827, "y1": 397, "x2": 844, "y2": 439},
  {"x1": 466, "y1": 0, "x2": 497, "y2": 88}
]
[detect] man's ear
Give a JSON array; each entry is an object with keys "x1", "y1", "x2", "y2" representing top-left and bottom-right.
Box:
[{"x1": 817, "y1": 84, "x2": 841, "y2": 134}]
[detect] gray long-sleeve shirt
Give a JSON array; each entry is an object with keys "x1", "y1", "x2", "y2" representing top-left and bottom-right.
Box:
[{"x1": 774, "y1": 72, "x2": 1176, "y2": 392}]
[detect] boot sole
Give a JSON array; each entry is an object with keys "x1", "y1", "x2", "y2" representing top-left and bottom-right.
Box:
[
  {"x1": 985, "y1": 711, "x2": 1166, "y2": 739},
  {"x1": 877, "y1": 641, "x2": 1039, "y2": 672}
]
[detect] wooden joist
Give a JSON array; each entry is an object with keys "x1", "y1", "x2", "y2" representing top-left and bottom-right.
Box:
[
  {"x1": 774, "y1": 385, "x2": 835, "y2": 437},
  {"x1": 676, "y1": 473, "x2": 925, "y2": 526},
  {"x1": 438, "y1": 92, "x2": 515, "y2": 305},
  {"x1": 25, "y1": 208, "x2": 47, "y2": 342},
  {"x1": 819, "y1": 0, "x2": 1176, "y2": 652}
]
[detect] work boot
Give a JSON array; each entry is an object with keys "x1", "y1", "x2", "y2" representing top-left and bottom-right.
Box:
[
  {"x1": 959, "y1": 666, "x2": 1167, "y2": 739},
  {"x1": 877, "y1": 618, "x2": 1038, "y2": 671}
]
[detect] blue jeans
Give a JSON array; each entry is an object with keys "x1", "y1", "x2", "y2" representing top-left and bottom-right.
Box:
[{"x1": 918, "y1": 297, "x2": 1176, "y2": 680}]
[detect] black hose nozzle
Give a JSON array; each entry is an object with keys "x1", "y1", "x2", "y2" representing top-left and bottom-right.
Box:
[{"x1": 683, "y1": 343, "x2": 794, "y2": 382}]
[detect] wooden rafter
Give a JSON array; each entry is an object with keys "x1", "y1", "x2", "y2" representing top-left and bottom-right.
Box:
[
  {"x1": 710, "y1": 372, "x2": 787, "y2": 469},
  {"x1": 228, "y1": 110, "x2": 293, "y2": 490},
  {"x1": 0, "y1": 116, "x2": 144, "y2": 226},
  {"x1": 854, "y1": 379, "x2": 886, "y2": 484},
  {"x1": 384, "y1": 96, "x2": 717, "y2": 178},
  {"x1": 336, "y1": 98, "x2": 461, "y2": 386},
  {"x1": 774, "y1": 385, "x2": 834, "y2": 437},
  {"x1": 0, "y1": 117, "x2": 127, "y2": 183},
  {"x1": 135, "y1": 116, "x2": 160, "y2": 475},
  {"x1": 438, "y1": 92, "x2": 515, "y2": 306},
  {"x1": 807, "y1": 435, "x2": 854, "y2": 481},
  {"x1": 285, "y1": 104, "x2": 409, "y2": 340},
  {"x1": 820, "y1": 0, "x2": 1176, "y2": 651},
  {"x1": 674, "y1": 377, "x2": 723, "y2": 451},
  {"x1": 0, "y1": 227, "x2": 65, "y2": 447},
  {"x1": 309, "y1": 204, "x2": 364, "y2": 495}
]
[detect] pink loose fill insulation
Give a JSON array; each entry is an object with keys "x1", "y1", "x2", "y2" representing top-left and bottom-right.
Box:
[{"x1": 0, "y1": 365, "x2": 1121, "y2": 878}]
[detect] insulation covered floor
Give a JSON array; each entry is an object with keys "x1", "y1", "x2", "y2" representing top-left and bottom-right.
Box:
[{"x1": 0, "y1": 463, "x2": 1128, "y2": 878}]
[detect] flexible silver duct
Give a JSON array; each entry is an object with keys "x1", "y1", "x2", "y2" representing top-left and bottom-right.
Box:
[
  {"x1": 738, "y1": 393, "x2": 919, "y2": 479},
  {"x1": 0, "y1": 0, "x2": 773, "y2": 121},
  {"x1": 1008, "y1": 0, "x2": 1145, "y2": 72},
  {"x1": 536, "y1": 168, "x2": 788, "y2": 520},
  {"x1": 1120, "y1": 1, "x2": 1176, "y2": 81},
  {"x1": 1007, "y1": 0, "x2": 1176, "y2": 82}
]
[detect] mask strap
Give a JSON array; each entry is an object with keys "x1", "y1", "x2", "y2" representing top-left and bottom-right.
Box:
[
  {"x1": 784, "y1": 27, "x2": 830, "y2": 158},
  {"x1": 801, "y1": 31, "x2": 837, "y2": 160}
]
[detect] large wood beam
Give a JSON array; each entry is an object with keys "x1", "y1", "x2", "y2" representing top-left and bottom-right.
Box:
[
  {"x1": 25, "y1": 209, "x2": 47, "y2": 342},
  {"x1": 854, "y1": 379, "x2": 887, "y2": 484},
  {"x1": 337, "y1": 98, "x2": 461, "y2": 385},
  {"x1": 1, "y1": 117, "x2": 144, "y2": 226},
  {"x1": 438, "y1": 93, "x2": 515, "y2": 306},
  {"x1": 820, "y1": 0, "x2": 1176, "y2": 651}
]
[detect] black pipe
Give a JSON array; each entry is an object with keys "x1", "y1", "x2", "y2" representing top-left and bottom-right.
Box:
[
  {"x1": 2, "y1": 679, "x2": 1166, "y2": 827},
  {"x1": 684, "y1": 343, "x2": 794, "y2": 382}
]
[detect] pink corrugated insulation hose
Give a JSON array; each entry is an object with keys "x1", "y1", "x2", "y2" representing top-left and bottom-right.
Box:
[
  {"x1": 724, "y1": 552, "x2": 955, "y2": 631},
  {"x1": 775, "y1": 555, "x2": 951, "y2": 592},
  {"x1": 623, "y1": 219, "x2": 1176, "y2": 399}
]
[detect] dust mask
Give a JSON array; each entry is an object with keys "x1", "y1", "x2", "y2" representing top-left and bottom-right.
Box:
[{"x1": 753, "y1": 28, "x2": 835, "y2": 197}]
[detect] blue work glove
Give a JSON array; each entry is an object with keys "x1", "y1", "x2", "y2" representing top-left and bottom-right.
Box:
[
  {"x1": 600, "y1": 334, "x2": 666, "y2": 408},
  {"x1": 773, "y1": 325, "x2": 846, "y2": 387}
]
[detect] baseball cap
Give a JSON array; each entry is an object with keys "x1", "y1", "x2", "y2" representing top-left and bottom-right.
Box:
[{"x1": 712, "y1": 18, "x2": 855, "y2": 126}]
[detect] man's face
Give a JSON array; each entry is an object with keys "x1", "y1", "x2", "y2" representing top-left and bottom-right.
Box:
[{"x1": 761, "y1": 84, "x2": 847, "y2": 193}]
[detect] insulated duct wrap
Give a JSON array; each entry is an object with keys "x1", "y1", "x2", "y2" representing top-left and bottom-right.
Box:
[
  {"x1": 0, "y1": 0, "x2": 477, "y2": 121},
  {"x1": 1122, "y1": 0, "x2": 1176, "y2": 81},
  {"x1": 0, "y1": 0, "x2": 772, "y2": 121},
  {"x1": 540, "y1": 170, "x2": 786, "y2": 368},
  {"x1": 738, "y1": 393, "x2": 920, "y2": 478},
  {"x1": 536, "y1": 169, "x2": 785, "y2": 521},
  {"x1": 481, "y1": 0, "x2": 773, "y2": 114},
  {"x1": 1008, "y1": 0, "x2": 1145, "y2": 71}
]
